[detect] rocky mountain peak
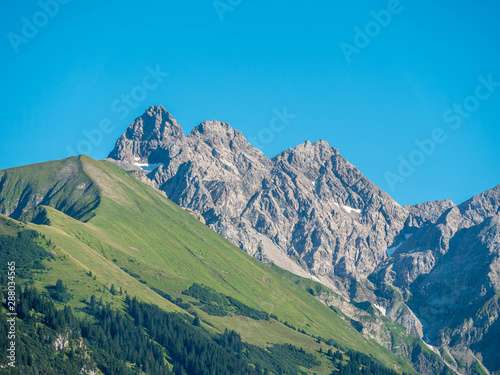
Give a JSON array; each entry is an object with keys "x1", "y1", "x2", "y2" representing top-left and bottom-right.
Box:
[
  {"x1": 277, "y1": 139, "x2": 338, "y2": 158},
  {"x1": 191, "y1": 119, "x2": 233, "y2": 134},
  {"x1": 108, "y1": 107, "x2": 413, "y2": 296},
  {"x1": 108, "y1": 105, "x2": 184, "y2": 164},
  {"x1": 128, "y1": 105, "x2": 183, "y2": 140},
  {"x1": 187, "y1": 120, "x2": 259, "y2": 155},
  {"x1": 458, "y1": 184, "x2": 500, "y2": 227},
  {"x1": 404, "y1": 199, "x2": 456, "y2": 228},
  {"x1": 144, "y1": 104, "x2": 168, "y2": 116},
  {"x1": 107, "y1": 107, "x2": 500, "y2": 373}
]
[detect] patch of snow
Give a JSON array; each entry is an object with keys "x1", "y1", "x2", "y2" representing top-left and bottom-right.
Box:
[
  {"x1": 333, "y1": 202, "x2": 339, "y2": 208},
  {"x1": 387, "y1": 234, "x2": 414, "y2": 257},
  {"x1": 409, "y1": 247, "x2": 421, "y2": 254},
  {"x1": 134, "y1": 162, "x2": 163, "y2": 171},
  {"x1": 374, "y1": 304, "x2": 386, "y2": 316},
  {"x1": 134, "y1": 156, "x2": 140, "y2": 161},
  {"x1": 386, "y1": 242, "x2": 403, "y2": 257},
  {"x1": 343, "y1": 205, "x2": 362, "y2": 214},
  {"x1": 312, "y1": 181, "x2": 316, "y2": 187},
  {"x1": 309, "y1": 274, "x2": 321, "y2": 282}
]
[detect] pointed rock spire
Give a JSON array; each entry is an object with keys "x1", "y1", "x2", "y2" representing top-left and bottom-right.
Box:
[{"x1": 108, "y1": 105, "x2": 185, "y2": 163}]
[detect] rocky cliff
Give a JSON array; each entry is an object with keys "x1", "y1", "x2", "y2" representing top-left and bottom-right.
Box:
[
  {"x1": 108, "y1": 106, "x2": 413, "y2": 296},
  {"x1": 372, "y1": 185, "x2": 500, "y2": 372},
  {"x1": 108, "y1": 105, "x2": 499, "y2": 374}
]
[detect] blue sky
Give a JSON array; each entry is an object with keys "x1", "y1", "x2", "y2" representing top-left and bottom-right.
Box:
[{"x1": 1, "y1": 0, "x2": 499, "y2": 205}]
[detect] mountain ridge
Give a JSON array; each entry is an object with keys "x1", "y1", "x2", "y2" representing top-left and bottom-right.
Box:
[
  {"x1": 106, "y1": 105, "x2": 500, "y2": 375},
  {"x1": 107, "y1": 105, "x2": 410, "y2": 296},
  {"x1": 0, "y1": 154, "x2": 423, "y2": 374},
  {"x1": 1, "y1": 104, "x2": 496, "y2": 374}
]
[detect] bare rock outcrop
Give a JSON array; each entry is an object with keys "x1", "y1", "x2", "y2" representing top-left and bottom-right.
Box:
[
  {"x1": 108, "y1": 106, "x2": 410, "y2": 297},
  {"x1": 108, "y1": 106, "x2": 500, "y2": 374}
]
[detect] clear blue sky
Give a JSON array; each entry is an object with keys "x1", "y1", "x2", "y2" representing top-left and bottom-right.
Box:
[{"x1": 1, "y1": 0, "x2": 499, "y2": 206}]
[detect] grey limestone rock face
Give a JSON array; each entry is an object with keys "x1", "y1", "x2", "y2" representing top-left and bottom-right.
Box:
[
  {"x1": 108, "y1": 106, "x2": 500, "y2": 374},
  {"x1": 373, "y1": 186, "x2": 500, "y2": 373},
  {"x1": 108, "y1": 105, "x2": 185, "y2": 165},
  {"x1": 108, "y1": 106, "x2": 411, "y2": 297},
  {"x1": 404, "y1": 199, "x2": 456, "y2": 229}
]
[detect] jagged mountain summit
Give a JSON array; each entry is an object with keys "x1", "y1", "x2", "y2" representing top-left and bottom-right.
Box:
[
  {"x1": 107, "y1": 105, "x2": 500, "y2": 375},
  {"x1": 108, "y1": 105, "x2": 413, "y2": 296}
]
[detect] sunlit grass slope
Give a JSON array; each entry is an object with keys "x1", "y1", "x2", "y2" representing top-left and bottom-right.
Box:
[{"x1": 0, "y1": 155, "x2": 417, "y2": 373}]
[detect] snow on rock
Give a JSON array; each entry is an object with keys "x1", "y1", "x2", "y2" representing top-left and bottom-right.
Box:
[
  {"x1": 386, "y1": 242, "x2": 403, "y2": 257},
  {"x1": 343, "y1": 205, "x2": 362, "y2": 214},
  {"x1": 386, "y1": 234, "x2": 414, "y2": 257},
  {"x1": 134, "y1": 162, "x2": 163, "y2": 171}
]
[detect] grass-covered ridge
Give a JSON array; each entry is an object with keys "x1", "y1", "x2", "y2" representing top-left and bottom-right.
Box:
[
  {"x1": 0, "y1": 156, "x2": 100, "y2": 222},
  {"x1": 0, "y1": 155, "x2": 418, "y2": 374}
]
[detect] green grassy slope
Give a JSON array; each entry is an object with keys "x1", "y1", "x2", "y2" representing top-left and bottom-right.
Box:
[
  {"x1": 0, "y1": 155, "x2": 417, "y2": 374},
  {"x1": 0, "y1": 156, "x2": 100, "y2": 222}
]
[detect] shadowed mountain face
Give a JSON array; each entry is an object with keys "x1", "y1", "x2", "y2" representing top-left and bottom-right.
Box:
[
  {"x1": 107, "y1": 105, "x2": 500, "y2": 374},
  {"x1": 372, "y1": 186, "x2": 500, "y2": 371}
]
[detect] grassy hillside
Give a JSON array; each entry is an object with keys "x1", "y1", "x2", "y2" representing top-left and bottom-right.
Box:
[
  {"x1": 0, "y1": 156, "x2": 100, "y2": 222},
  {"x1": 0, "y1": 155, "x2": 417, "y2": 374}
]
